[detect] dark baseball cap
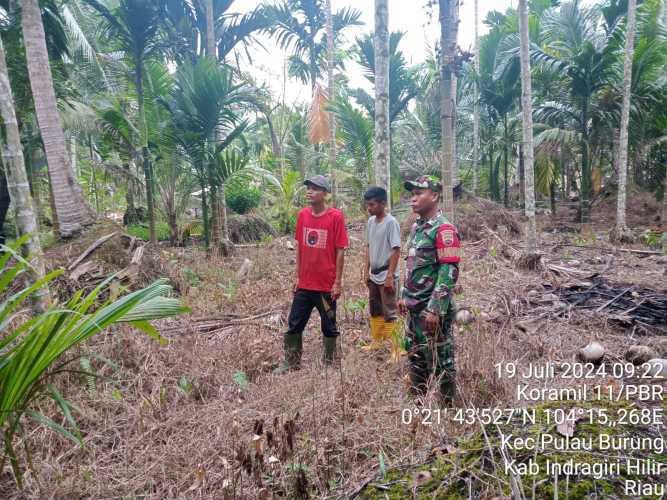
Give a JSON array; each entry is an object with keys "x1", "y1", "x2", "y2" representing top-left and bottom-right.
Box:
[
  {"x1": 304, "y1": 175, "x2": 331, "y2": 193},
  {"x1": 404, "y1": 175, "x2": 442, "y2": 193}
]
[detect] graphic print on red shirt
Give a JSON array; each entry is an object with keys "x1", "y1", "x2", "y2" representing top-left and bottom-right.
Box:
[
  {"x1": 295, "y1": 207, "x2": 349, "y2": 292},
  {"x1": 303, "y1": 227, "x2": 328, "y2": 249}
]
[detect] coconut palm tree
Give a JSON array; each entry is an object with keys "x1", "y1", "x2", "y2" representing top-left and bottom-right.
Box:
[
  {"x1": 20, "y1": 0, "x2": 92, "y2": 237},
  {"x1": 0, "y1": 169, "x2": 9, "y2": 246},
  {"x1": 473, "y1": 0, "x2": 480, "y2": 194},
  {"x1": 0, "y1": 35, "x2": 48, "y2": 311},
  {"x1": 373, "y1": 0, "x2": 390, "y2": 200},
  {"x1": 612, "y1": 0, "x2": 637, "y2": 242},
  {"x1": 165, "y1": 0, "x2": 267, "y2": 63},
  {"x1": 518, "y1": 0, "x2": 538, "y2": 258},
  {"x1": 439, "y1": 0, "x2": 460, "y2": 218},
  {"x1": 265, "y1": 0, "x2": 362, "y2": 91},
  {"x1": 325, "y1": 0, "x2": 337, "y2": 205}
]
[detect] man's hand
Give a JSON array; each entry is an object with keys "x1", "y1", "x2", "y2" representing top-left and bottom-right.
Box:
[
  {"x1": 292, "y1": 281, "x2": 299, "y2": 294},
  {"x1": 332, "y1": 282, "x2": 342, "y2": 301},
  {"x1": 383, "y1": 276, "x2": 395, "y2": 293},
  {"x1": 423, "y1": 311, "x2": 440, "y2": 334},
  {"x1": 397, "y1": 299, "x2": 408, "y2": 316}
]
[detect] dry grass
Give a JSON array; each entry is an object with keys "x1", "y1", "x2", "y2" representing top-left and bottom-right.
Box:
[{"x1": 1, "y1": 201, "x2": 665, "y2": 499}]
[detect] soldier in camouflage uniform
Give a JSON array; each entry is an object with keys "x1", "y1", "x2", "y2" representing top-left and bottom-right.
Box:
[{"x1": 398, "y1": 175, "x2": 461, "y2": 403}]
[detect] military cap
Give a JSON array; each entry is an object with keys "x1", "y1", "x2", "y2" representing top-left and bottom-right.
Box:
[
  {"x1": 304, "y1": 174, "x2": 331, "y2": 193},
  {"x1": 404, "y1": 175, "x2": 442, "y2": 193}
]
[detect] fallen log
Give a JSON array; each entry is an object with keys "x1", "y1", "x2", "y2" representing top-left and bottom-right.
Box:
[
  {"x1": 116, "y1": 245, "x2": 145, "y2": 281},
  {"x1": 67, "y1": 232, "x2": 118, "y2": 271},
  {"x1": 552, "y1": 243, "x2": 662, "y2": 256},
  {"x1": 69, "y1": 260, "x2": 99, "y2": 282},
  {"x1": 161, "y1": 310, "x2": 283, "y2": 334}
]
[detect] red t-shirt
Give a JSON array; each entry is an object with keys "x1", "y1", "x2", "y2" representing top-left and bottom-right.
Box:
[{"x1": 295, "y1": 207, "x2": 349, "y2": 292}]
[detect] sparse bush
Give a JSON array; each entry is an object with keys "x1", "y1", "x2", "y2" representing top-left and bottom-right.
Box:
[
  {"x1": 225, "y1": 178, "x2": 261, "y2": 214},
  {"x1": 127, "y1": 221, "x2": 171, "y2": 241}
]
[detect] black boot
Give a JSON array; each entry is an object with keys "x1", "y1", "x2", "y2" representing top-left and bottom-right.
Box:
[
  {"x1": 322, "y1": 335, "x2": 340, "y2": 365},
  {"x1": 273, "y1": 333, "x2": 303, "y2": 374}
]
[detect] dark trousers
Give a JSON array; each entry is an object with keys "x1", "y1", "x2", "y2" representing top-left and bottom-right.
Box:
[
  {"x1": 367, "y1": 278, "x2": 398, "y2": 321},
  {"x1": 286, "y1": 289, "x2": 339, "y2": 338}
]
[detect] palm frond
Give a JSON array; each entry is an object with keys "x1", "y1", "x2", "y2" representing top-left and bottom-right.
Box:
[{"x1": 308, "y1": 83, "x2": 330, "y2": 144}]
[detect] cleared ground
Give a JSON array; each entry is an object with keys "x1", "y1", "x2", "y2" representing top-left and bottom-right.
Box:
[{"x1": 1, "y1": 195, "x2": 665, "y2": 498}]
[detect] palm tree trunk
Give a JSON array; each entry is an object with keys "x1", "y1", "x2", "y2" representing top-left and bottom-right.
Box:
[
  {"x1": 560, "y1": 145, "x2": 566, "y2": 201},
  {"x1": 205, "y1": 0, "x2": 216, "y2": 60},
  {"x1": 0, "y1": 163, "x2": 10, "y2": 245},
  {"x1": 326, "y1": 0, "x2": 337, "y2": 206},
  {"x1": 662, "y1": 165, "x2": 667, "y2": 227},
  {"x1": 70, "y1": 135, "x2": 78, "y2": 178},
  {"x1": 205, "y1": 0, "x2": 230, "y2": 246},
  {"x1": 168, "y1": 209, "x2": 178, "y2": 246},
  {"x1": 20, "y1": 0, "x2": 91, "y2": 238},
  {"x1": 519, "y1": 0, "x2": 538, "y2": 255},
  {"x1": 580, "y1": 103, "x2": 591, "y2": 228},
  {"x1": 612, "y1": 0, "x2": 637, "y2": 240},
  {"x1": 451, "y1": 74, "x2": 458, "y2": 187},
  {"x1": 611, "y1": 127, "x2": 620, "y2": 183},
  {"x1": 503, "y1": 115, "x2": 509, "y2": 208},
  {"x1": 519, "y1": 144, "x2": 525, "y2": 208},
  {"x1": 265, "y1": 112, "x2": 281, "y2": 159},
  {"x1": 209, "y1": 182, "x2": 219, "y2": 249},
  {"x1": 488, "y1": 144, "x2": 496, "y2": 200},
  {"x1": 374, "y1": 0, "x2": 390, "y2": 203},
  {"x1": 0, "y1": 36, "x2": 48, "y2": 312},
  {"x1": 503, "y1": 144, "x2": 509, "y2": 207},
  {"x1": 25, "y1": 137, "x2": 42, "y2": 222},
  {"x1": 88, "y1": 137, "x2": 100, "y2": 214},
  {"x1": 123, "y1": 162, "x2": 136, "y2": 223},
  {"x1": 439, "y1": 0, "x2": 458, "y2": 218},
  {"x1": 472, "y1": 0, "x2": 480, "y2": 195},
  {"x1": 199, "y1": 175, "x2": 210, "y2": 249},
  {"x1": 134, "y1": 59, "x2": 157, "y2": 245}
]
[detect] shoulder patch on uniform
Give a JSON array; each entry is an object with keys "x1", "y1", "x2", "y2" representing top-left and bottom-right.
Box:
[
  {"x1": 435, "y1": 224, "x2": 461, "y2": 263},
  {"x1": 440, "y1": 229, "x2": 455, "y2": 246}
]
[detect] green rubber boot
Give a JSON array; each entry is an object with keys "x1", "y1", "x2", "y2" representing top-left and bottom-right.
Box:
[
  {"x1": 273, "y1": 333, "x2": 303, "y2": 374},
  {"x1": 323, "y1": 336, "x2": 340, "y2": 365}
]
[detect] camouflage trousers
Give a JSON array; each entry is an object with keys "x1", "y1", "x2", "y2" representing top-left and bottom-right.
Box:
[{"x1": 405, "y1": 305, "x2": 456, "y2": 402}]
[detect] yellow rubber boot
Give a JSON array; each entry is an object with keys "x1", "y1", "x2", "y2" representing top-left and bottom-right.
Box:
[
  {"x1": 384, "y1": 320, "x2": 407, "y2": 362},
  {"x1": 362, "y1": 316, "x2": 384, "y2": 351},
  {"x1": 381, "y1": 320, "x2": 395, "y2": 342}
]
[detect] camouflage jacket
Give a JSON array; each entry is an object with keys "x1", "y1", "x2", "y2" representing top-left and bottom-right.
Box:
[{"x1": 400, "y1": 212, "x2": 461, "y2": 314}]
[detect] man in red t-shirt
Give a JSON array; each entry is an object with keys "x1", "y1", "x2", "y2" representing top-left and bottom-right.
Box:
[{"x1": 274, "y1": 175, "x2": 349, "y2": 373}]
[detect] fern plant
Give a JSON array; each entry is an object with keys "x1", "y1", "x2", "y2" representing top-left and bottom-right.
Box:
[{"x1": 0, "y1": 237, "x2": 189, "y2": 486}]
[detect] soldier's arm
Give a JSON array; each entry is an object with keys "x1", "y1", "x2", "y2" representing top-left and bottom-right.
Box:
[
  {"x1": 426, "y1": 263, "x2": 456, "y2": 315},
  {"x1": 426, "y1": 224, "x2": 461, "y2": 315}
]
